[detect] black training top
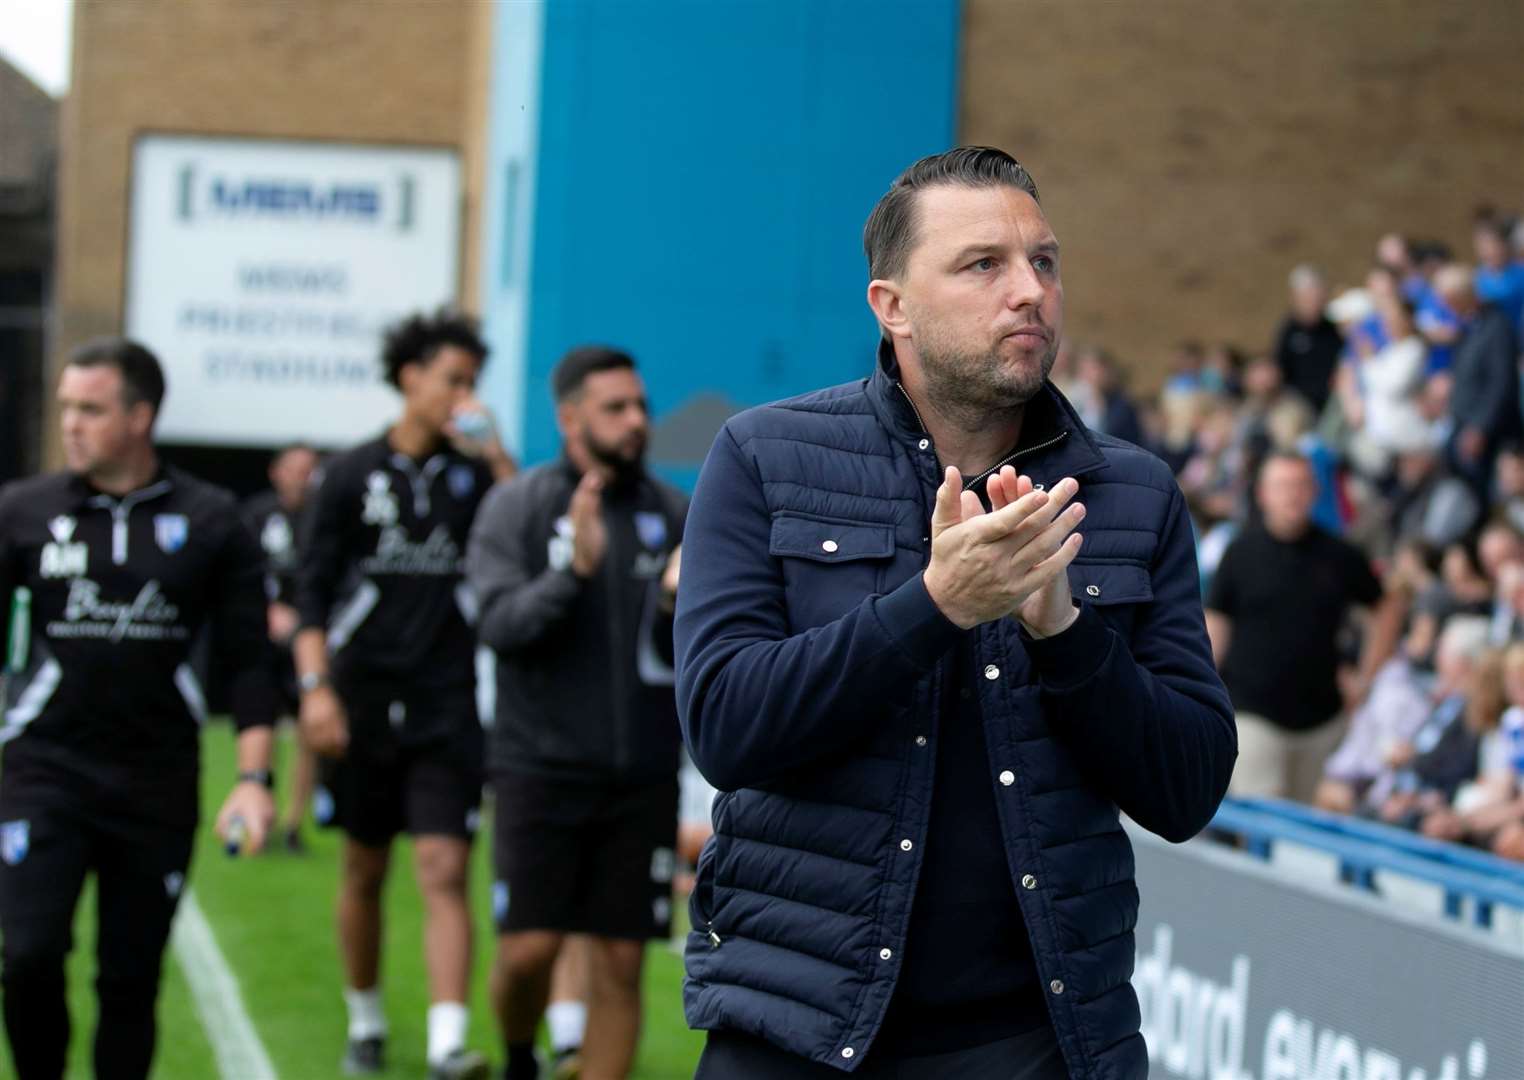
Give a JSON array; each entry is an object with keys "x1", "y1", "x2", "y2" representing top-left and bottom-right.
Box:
[
  {"x1": 240, "y1": 489, "x2": 303, "y2": 607},
  {"x1": 0, "y1": 467, "x2": 276, "y2": 825},
  {"x1": 295, "y1": 434, "x2": 493, "y2": 708},
  {"x1": 466, "y1": 458, "x2": 688, "y2": 783}
]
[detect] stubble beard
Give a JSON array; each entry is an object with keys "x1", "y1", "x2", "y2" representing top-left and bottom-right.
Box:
[{"x1": 916, "y1": 324, "x2": 1057, "y2": 432}]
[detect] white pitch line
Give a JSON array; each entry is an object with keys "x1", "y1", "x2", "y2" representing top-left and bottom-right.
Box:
[{"x1": 170, "y1": 887, "x2": 279, "y2": 1080}]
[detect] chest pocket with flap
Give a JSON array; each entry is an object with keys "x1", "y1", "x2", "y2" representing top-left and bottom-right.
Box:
[
  {"x1": 769, "y1": 511, "x2": 896, "y2": 628},
  {"x1": 1068, "y1": 560, "x2": 1153, "y2": 635}
]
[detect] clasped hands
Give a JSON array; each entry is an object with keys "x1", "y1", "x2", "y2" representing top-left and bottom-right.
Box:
[{"x1": 922, "y1": 465, "x2": 1085, "y2": 638}]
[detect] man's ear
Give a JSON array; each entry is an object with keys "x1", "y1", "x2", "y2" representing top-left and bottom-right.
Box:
[
  {"x1": 128, "y1": 400, "x2": 156, "y2": 440},
  {"x1": 867, "y1": 278, "x2": 911, "y2": 341},
  {"x1": 396, "y1": 360, "x2": 420, "y2": 396},
  {"x1": 555, "y1": 398, "x2": 578, "y2": 442}
]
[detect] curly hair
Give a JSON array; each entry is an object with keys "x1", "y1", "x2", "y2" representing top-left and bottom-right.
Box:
[{"x1": 379, "y1": 307, "x2": 489, "y2": 389}]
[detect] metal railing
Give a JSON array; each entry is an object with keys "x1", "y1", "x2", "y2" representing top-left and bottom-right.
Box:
[{"x1": 1210, "y1": 796, "x2": 1524, "y2": 928}]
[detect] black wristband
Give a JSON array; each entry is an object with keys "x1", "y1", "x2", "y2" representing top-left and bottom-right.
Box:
[{"x1": 237, "y1": 769, "x2": 274, "y2": 789}]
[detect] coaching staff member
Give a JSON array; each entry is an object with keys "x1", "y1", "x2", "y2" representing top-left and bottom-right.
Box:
[
  {"x1": 467, "y1": 346, "x2": 686, "y2": 1080},
  {"x1": 675, "y1": 148, "x2": 1237, "y2": 1078},
  {"x1": 0, "y1": 339, "x2": 276, "y2": 1080}
]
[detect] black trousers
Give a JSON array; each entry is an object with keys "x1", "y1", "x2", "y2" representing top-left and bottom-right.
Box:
[
  {"x1": 695, "y1": 1024, "x2": 1069, "y2": 1079},
  {"x1": 0, "y1": 789, "x2": 193, "y2": 1080}
]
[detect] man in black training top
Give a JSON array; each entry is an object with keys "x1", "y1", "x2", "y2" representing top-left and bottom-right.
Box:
[
  {"x1": 467, "y1": 346, "x2": 687, "y2": 1080},
  {"x1": 241, "y1": 442, "x2": 321, "y2": 852},
  {"x1": 0, "y1": 338, "x2": 277, "y2": 1080},
  {"x1": 294, "y1": 310, "x2": 515, "y2": 1080}
]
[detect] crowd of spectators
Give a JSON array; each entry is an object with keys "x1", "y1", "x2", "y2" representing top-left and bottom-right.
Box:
[{"x1": 1053, "y1": 207, "x2": 1524, "y2": 864}]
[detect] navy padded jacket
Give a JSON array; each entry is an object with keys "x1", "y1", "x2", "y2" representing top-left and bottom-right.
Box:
[{"x1": 674, "y1": 350, "x2": 1236, "y2": 1077}]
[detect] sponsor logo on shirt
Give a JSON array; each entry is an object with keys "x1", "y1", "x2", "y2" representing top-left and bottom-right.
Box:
[
  {"x1": 358, "y1": 524, "x2": 462, "y2": 577},
  {"x1": 46, "y1": 579, "x2": 188, "y2": 643},
  {"x1": 39, "y1": 516, "x2": 87, "y2": 579}
]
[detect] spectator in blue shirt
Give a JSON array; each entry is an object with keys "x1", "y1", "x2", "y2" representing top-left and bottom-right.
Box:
[{"x1": 1474, "y1": 215, "x2": 1524, "y2": 337}]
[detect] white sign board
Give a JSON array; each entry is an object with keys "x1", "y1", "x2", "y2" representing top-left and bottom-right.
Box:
[{"x1": 125, "y1": 134, "x2": 461, "y2": 447}]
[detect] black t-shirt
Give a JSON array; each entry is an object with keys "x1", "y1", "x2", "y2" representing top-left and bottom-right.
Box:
[
  {"x1": 1273, "y1": 314, "x2": 1344, "y2": 414},
  {"x1": 1207, "y1": 524, "x2": 1382, "y2": 730},
  {"x1": 877, "y1": 637, "x2": 1048, "y2": 1056}
]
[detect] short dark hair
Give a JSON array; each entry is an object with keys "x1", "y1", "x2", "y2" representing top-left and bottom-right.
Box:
[
  {"x1": 551, "y1": 345, "x2": 636, "y2": 403},
  {"x1": 380, "y1": 307, "x2": 488, "y2": 389},
  {"x1": 1475, "y1": 215, "x2": 1515, "y2": 244},
  {"x1": 1258, "y1": 448, "x2": 1313, "y2": 477},
  {"x1": 67, "y1": 337, "x2": 166, "y2": 416},
  {"x1": 862, "y1": 146, "x2": 1040, "y2": 281},
  {"x1": 1412, "y1": 239, "x2": 1453, "y2": 265},
  {"x1": 272, "y1": 442, "x2": 317, "y2": 464}
]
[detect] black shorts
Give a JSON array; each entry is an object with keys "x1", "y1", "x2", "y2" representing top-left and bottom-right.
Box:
[
  {"x1": 314, "y1": 686, "x2": 485, "y2": 848},
  {"x1": 492, "y1": 772, "x2": 678, "y2": 940},
  {"x1": 272, "y1": 643, "x2": 299, "y2": 720}
]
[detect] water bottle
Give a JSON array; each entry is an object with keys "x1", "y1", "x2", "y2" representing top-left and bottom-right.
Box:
[
  {"x1": 225, "y1": 815, "x2": 246, "y2": 857},
  {"x1": 454, "y1": 409, "x2": 492, "y2": 441}
]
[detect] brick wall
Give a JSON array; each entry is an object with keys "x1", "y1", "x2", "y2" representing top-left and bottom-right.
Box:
[
  {"x1": 49, "y1": 0, "x2": 486, "y2": 464},
  {"x1": 961, "y1": 0, "x2": 1524, "y2": 389}
]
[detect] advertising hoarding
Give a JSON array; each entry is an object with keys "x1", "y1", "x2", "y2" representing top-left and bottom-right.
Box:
[{"x1": 125, "y1": 134, "x2": 461, "y2": 447}]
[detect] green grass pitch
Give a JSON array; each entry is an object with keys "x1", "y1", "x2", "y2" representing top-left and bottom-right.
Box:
[{"x1": 47, "y1": 722, "x2": 706, "y2": 1079}]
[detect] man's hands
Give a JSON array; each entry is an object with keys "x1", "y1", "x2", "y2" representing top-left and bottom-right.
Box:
[
  {"x1": 446, "y1": 397, "x2": 518, "y2": 481},
  {"x1": 660, "y1": 543, "x2": 682, "y2": 612},
  {"x1": 569, "y1": 470, "x2": 609, "y2": 578},
  {"x1": 216, "y1": 723, "x2": 277, "y2": 857},
  {"x1": 215, "y1": 781, "x2": 275, "y2": 856},
  {"x1": 922, "y1": 465, "x2": 1085, "y2": 637},
  {"x1": 300, "y1": 684, "x2": 349, "y2": 758},
  {"x1": 267, "y1": 601, "x2": 299, "y2": 646}
]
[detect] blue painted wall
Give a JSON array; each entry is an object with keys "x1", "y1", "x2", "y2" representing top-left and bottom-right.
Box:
[{"x1": 485, "y1": 0, "x2": 961, "y2": 488}]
